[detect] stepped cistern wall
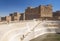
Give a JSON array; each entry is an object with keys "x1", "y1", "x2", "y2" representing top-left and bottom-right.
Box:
[{"x1": 0, "y1": 20, "x2": 60, "y2": 41}]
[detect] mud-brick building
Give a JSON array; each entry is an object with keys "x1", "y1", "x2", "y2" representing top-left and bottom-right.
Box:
[
  {"x1": 0, "y1": 16, "x2": 1, "y2": 22},
  {"x1": 53, "y1": 11, "x2": 60, "y2": 20},
  {"x1": 9, "y1": 12, "x2": 21, "y2": 21},
  {"x1": 5, "y1": 16, "x2": 11, "y2": 22},
  {"x1": 25, "y1": 4, "x2": 53, "y2": 20},
  {"x1": 1, "y1": 17, "x2": 6, "y2": 22},
  {"x1": 40, "y1": 5, "x2": 52, "y2": 18},
  {"x1": 0, "y1": 16, "x2": 11, "y2": 22},
  {"x1": 20, "y1": 13, "x2": 24, "y2": 20},
  {"x1": 25, "y1": 7, "x2": 40, "y2": 20}
]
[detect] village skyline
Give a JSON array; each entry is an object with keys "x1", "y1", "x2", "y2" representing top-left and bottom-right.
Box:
[{"x1": 0, "y1": 0, "x2": 60, "y2": 16}]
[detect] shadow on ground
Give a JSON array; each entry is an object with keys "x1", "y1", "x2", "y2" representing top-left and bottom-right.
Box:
[{"x1": 30, "y1": 33, "x2": 60, "y2": 41}]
